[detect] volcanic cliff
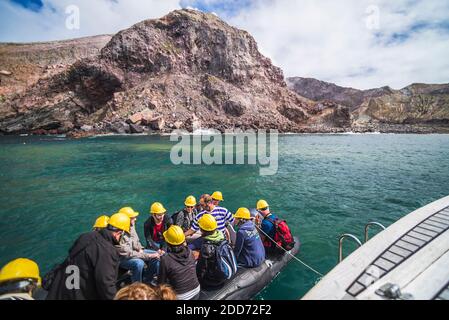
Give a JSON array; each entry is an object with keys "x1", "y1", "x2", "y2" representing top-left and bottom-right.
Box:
[{"x1": 0, "y1": 9, "x2": 332, "y2": 136}]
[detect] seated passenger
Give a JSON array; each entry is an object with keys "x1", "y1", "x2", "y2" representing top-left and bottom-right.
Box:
[
  {"x1": 192, "y1": 214, "x2": 237, "y2": 289},
  {"x1": 185, "y1": 195, "x2": 234, "y2": 242},
  {"x1": 232, "y1": 208, "x2": 265, "y2": 268},
  {"x1": 171, "y1": 196, "x2": 199, "y2": 242},
  {"x1": 144, "y1": 202, "x2": 173, "y2": 251},
  {"x1": 158, "y1": 225, "x2": 200, "y2": 300},
  {"x1": 117, "y1": 207, "x2": 161, "y2": 285},
  {"x1": 256, "y1": 200, "x2": 296, "y2": 255}
]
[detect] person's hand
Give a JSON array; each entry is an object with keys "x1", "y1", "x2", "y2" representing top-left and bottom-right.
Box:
[
  {"x1": 157, "y1": 249, "x2": 165, "y2": 256},
  {"x1": 193, "y1": 250, "x2": 200, "y2": 260},
  {"x1": 146, "y1": 252, "x2": 160, "y2": 260}
]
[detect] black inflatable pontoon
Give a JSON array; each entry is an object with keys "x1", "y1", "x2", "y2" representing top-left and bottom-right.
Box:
[{"x1": 199, "y1": 236, "x2": 300, "y2": 300}]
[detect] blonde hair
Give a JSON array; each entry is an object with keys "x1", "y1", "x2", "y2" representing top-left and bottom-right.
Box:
[{"x1": 114, "y1": 282, "x2": 177, "y2": 300}]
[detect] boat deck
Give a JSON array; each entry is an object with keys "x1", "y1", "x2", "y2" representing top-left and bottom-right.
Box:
[{"x1": 302, "y1": 195, "x2": 449, "y2": 300}]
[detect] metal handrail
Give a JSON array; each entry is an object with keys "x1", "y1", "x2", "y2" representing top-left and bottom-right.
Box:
[
  {"x1": 364, "y1": 221, "x2": 386, "y2": 242},
  {"x1": 338, "y1": 233, "x2": 362, "y2": 263}
]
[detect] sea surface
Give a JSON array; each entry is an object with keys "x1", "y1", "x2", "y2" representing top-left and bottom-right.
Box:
[{"x1": 1, "y1": 133, "x2": 449, "y2": 299}]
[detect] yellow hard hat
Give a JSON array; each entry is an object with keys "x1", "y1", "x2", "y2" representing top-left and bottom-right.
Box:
[
  {"x1": 198, "y1": 214, "x2": 217, "y2": 231},
  {"x1": 119, "y1": 207, "x2": 139, "y2": 218},
  {"x1": 184, "y1": 195, "x2": 197, "y2": 207},
  {"x1": 257, "y1": 199, "x2": 269, "y2": 210},
  {"x1": 93, "y1": 215, "x2": 110, "y2": 229},
  {"x1": 108, "y1": 213, "x2": 131, "y2": 233},
  {"x1": 150, "y1": 202, "x2": 167, "y2": 215},
  {"x1": 163, "y1": 225, "x2": 186, "y2": 246},
  {"x1": 0, "y1": 258, "x2": 41, "y2": 286},
  {"x1": 211, "y1": 191, "x2": 224, "y2": 201},
  {"x1": 234, "y1": 207, "x2": 251, "y2": 220}
]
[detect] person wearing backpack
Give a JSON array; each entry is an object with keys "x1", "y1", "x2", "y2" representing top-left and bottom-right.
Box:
[
  {"x1": 256, "y1": 200, "x2": 296, "y2": 256},
  {"x1": 192, "y1": 214, "x2": 237, "y2": 289},
  {"x1": 232, "y1": 208, "x2": 265, "y2": 268},
  {"x1": 158, "y1": 225, "x2": 200, "y2": 300},
  {"x1": 172, "y1": 196, "x2": 198, "y2": 233}
]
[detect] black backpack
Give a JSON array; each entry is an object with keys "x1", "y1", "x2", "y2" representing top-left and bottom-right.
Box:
[{"x1": 199, "y1": 240, "x2": 238, "y2": 282}]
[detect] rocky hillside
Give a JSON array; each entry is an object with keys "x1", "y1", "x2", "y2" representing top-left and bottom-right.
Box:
[
  {"x1": 287, "y1": 77, "x2": 449, "y2": 133},
  {"x1": 1, "y1": 10, "x2": 447, "y2": 136},
  {"x1": 0, "y1": 35, "x2": 112, "y2": 96},
  {"x1": 0, "y1": 9, "x2": 340, "y2": 136}
]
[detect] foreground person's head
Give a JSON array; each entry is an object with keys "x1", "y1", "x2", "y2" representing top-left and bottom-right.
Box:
[
  {"x1": 114, "y1": 282, "x2": 177, "y2": 300},
  {"x1": 0, "y1": 258, "x2": 41, "y2": 297}
]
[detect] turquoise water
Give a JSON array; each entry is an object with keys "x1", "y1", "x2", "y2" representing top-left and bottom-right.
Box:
[{"x1": 1, "y1": 133, "x2": 449, "y2": 299}]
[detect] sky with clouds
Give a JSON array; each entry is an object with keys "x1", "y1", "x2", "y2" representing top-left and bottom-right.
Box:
[{"x1": 1, "y1": 0, "x2": 448, "y2": 89}]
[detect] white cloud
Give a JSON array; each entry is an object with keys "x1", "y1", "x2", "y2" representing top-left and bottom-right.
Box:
[
  {"x1": 228, "y1": 0, "x2": 449, "y2": 89},
  {"x1": 0, "y1": 0, "x2": 180, "y2": 42}
]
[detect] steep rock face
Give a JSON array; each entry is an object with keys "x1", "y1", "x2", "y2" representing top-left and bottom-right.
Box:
[
  {"x1": 287, "y1": 77, "x2": 449, "y2": 133},
  {"x1": 0, "y1": 9, "x2": 318, "y2": 135}
]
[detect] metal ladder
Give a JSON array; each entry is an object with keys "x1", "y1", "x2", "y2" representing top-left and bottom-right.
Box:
[{"x1": 338, "y1": 221, "x2": 386, "y2": 262}]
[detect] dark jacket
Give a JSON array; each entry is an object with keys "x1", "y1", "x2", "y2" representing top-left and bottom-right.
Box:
[
  {"x1": 233, "y1": 221, "x2": 265, "y2": 268},
  {"x1": 158, "y1": 245, "x2": 199, "y2": 295},
  {"x1": 143, "y1": 215, "x2": 173, "y2": 251},
  {"x1": 172, "y1": 208, "x2": 197, "y2": 232},
  {"x1": 46, "y1": 229, "x2": 120, "y2": 300}
]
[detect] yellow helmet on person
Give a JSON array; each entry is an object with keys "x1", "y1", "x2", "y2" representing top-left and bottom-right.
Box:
[
  {"x1": 119, "y1": 207, "x2": 139, "y2": 218},
  {"x1": 108, "y1": 213, "x2": 131, "y2": 233},
  {"x1": 184, "y1": 195, "x2": 197, "y2": 207},
  {"x1": 0, "y1": 258, "x2": 41, "y2": 286},
  {"x1": 211, "y1": 191, "x2": 223, "y2": 201},
  {"x1": 163, "y1": 225, "x2": 186, "y2": 246},
  {"x1": 257, "y1": 199, "x2": 269, "y2": 210},
  {"x1": 150, "y1": 202, "x2": 167, "y2": 215},
  {"x1": 198, "y1": 214, "x2": 217, "y2": 231},
  {"x1": 234, "y1": 207, "x2": 251, "y2": 220},
  {"x1": 93, "y1": 215, "x2": 110, "y2": 229}
]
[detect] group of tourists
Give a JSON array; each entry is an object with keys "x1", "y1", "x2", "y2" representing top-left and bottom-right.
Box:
[{"x1": 0, "y1": 192, "x2": 295, "y2": 300}]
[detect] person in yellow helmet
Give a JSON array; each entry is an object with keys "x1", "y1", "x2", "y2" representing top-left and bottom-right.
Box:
[
  {"x1": 211, "y1": 191, "x2": 224, "y2": 206},
  {"x1": 233, "y1": 208, "x2": 265, "y2": 268},
  {"x1": 188, "y1": 214, "x2": 237, "y2": 289},
  {"x1": 0, "y1": 258, "x2": 41, "y2": 300},
  {"x1": 171, "y1": 195, "x2": 198, "y2": 232},
  {"x1": 256, "y1": 199, "x2": 295, "y2": 255},
  {"x1": 185, "y1": 195, "x2": 234, "y2": 242},
  {"x1": 46, "y1": 213, "x2": 130, "y2": 300},
  {"x1": 116, "y1": 207, "x2": 161, "y2": 285},
  {"x1": 93, "y1": 215, "x2": 109, "y2": 231},
  {"x1": 158, "y1": 225, "x2": 200, "y2": 300},
  {"x1": 144, "y1": 202, "x2": 173, "y2": 251}
]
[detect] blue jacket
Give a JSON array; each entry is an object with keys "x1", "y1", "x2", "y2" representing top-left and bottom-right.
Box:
[{"x1": 233, "y1": 221, "x2": 265, "y2": 268}]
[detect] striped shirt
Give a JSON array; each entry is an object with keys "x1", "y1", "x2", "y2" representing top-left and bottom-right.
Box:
[{"x1": 191, "y1": 206, "x2": 234, "y2": 233}]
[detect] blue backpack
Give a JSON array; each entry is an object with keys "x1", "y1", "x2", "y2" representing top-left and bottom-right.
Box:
[{"x1": 201, "y1": 239, "x2": 238, "y2": 282}]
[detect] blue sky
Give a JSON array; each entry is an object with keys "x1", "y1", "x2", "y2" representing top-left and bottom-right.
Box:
[{"x1": 1, "y1": 0, "x2": 448, "y2": 89}]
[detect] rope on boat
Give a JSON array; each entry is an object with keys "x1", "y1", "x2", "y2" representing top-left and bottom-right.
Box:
[{"x1": 256, "y1": 225, "x2": 325, "y2": 278}]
